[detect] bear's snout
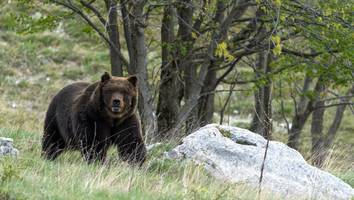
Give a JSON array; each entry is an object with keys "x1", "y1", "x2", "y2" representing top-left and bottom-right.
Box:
[
  {"x1": 110, "y1": 92, "x2": 125, "y2": 113},
  {"x1": 112, "y1": 99, "x2": 121, "y2": 112},
  {"x1": 112, "y1": 99, "x2": 120, "y2": 107}
]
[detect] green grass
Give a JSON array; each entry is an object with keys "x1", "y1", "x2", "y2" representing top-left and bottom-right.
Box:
[{"x1": 0, "y1": 128, "x2": 267, "y2": 200}]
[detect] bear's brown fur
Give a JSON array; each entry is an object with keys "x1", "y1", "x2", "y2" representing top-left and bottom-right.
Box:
[{"x1": 42, "y1": 72, "x2": 147, "y2": 165}]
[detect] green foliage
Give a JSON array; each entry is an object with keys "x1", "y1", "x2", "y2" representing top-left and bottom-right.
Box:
[
  {"x1": 215, "y1": 42, "x2": 235, "y2": 62},
  {"x1": 16, "y1": 14, "x2": 59, "y2": 34},
  {"x1": 271, "y1": 35, "x2": 282, "y2": 56},
  {"x1": 273, "y1": 0, "x2": 282, "y2": 7}
]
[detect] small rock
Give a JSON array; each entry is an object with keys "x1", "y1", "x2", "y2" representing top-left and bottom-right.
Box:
[
  {"x1": 11, "y1": 102, "x2": 17, "y2": 108},
  {"x1": 0, "y1": 137, "x2": 19, "y2": 157}
]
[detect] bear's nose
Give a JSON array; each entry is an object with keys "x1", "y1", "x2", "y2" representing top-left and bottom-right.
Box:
[{"x1": 112, "y1": 99, "x2": 121, "y2": 107}]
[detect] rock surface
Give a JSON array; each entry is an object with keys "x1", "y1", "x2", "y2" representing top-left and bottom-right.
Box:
[
  {"x1": 0, "y1": 137, "x2": 19, "y2": 157},
  {"x1": 165, "y1": 124, "x2": 354, "y2": 200}
]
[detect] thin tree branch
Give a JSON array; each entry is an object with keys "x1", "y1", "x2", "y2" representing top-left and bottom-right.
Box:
[
  {"x1": 282, "y1": 48, "x2": 339, "y2": 58},
  {"x1": 213, "y1": 56, "x2": 242, "y2": 89},
  {"x1": 312, "y1": 102, "x2": 354, "y2": 111},
  {"x1": 80, "y1": 0, "x2": 107, "y2": 26},
  {"x1": 53, "y1": 0, "x2": 129, "y2": 67},
  {"x1": 319, "y1": 95, "x2": 354, "y2": 103},
  {"x1": 279, "y1": 80, "x2": 290, "y2": 133},
  {"x1": 219, "y1": 82, "x2": 236, "y2": 125}
]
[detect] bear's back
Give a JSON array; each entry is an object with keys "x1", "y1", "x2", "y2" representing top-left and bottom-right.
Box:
[
  {"x1": 53, "y1": 82, "x2": 91, "y2": 109},
  {"x1": 51, "y1": 82, "x2": 92, "y2": 141}
]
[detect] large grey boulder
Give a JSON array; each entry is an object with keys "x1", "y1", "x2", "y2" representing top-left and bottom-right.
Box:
[
  {"x1": 0, "y1": 137, "x2": 19, "y2": 157},
  {"x1": 165, "y1": 124, "x2": 354, "y2": 200}
]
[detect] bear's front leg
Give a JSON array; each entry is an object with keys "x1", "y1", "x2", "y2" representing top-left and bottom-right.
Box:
[
  {"x1": 112, "y1": 115, "x2": 147, "y2": 165},
  {"x1": 76, "y1": 122, "x2": 110, "y2": 164},
  {"x1": 81, "y1": 142, "x2": 109, "y2": 164},
  {"x1": 116, "y1": 136, "x2": 147, "y2": 165}
]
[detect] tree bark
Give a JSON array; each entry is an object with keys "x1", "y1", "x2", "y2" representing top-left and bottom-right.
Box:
[
  {"x1": 175, "y1": 0, "x2": 198, "y2": 135},
  {"x1": 250, "y1": 51, "x2": 273, "y2": 139},
  {"x1": 156, "y1": 4, "x2": 182, "y2": 139},
  {"x1": 262, "y1": 53, "x2": 273, "y2": 140},
  {"x1": 311, "y1": 83, "x2": 326, "y2": 167},
  {"x1": 129, "y1": 0, "x2": 157, "y2": 138},
  {"x1": 288, "y1": 77, "x2": 323, "y2": 150},
  {"x1": 198, "y1": 1, "x2": 226, "y2": 126},
  {"x1": 120, "y1": 0, "x2": 133, "y2": 72},
  {"x1": 105, "y1": 0, "x2": 123, "y2": 76},
  {"x1": 311, "y1": 85, "x2": 354, "y2": 167},
  {"x1": 288, "y1": 113, "x2": 310, "y2": 149},
  {"x1": 250, "y1": 51, "x2": 266, "y2": 134},
  {"x1": 250, "y1": 87, "x2": 264, "y2": 133},
  {"x1": 324, "y1": 85, "x2": 354, "y2": 147},
  {"x1": 171, "y1": 0, "x2": 251, "y2": 135}
]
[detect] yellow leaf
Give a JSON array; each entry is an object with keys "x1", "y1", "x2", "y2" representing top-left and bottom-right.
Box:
[
  {"x1": 215, "y1": 42, "x2": 234, "y2": 61},
  {"x1": 273, "y1": 44, "x2": 282, "y2": 56},
  {"x1": 273, "y1": 0, "x2": 281, "y2": 7},
  {"x1": 280, "y1": 15, "x2": 286, "y2": 21},
  {"x1": 271, "y1": 35, "x2": 282, "y2": 56},
  {"x1": 191, "y1": 32, "x2": 197, "y2": 39},
  {"x1": 271, "y1": 35, "x2": 281, "y2": 44}
]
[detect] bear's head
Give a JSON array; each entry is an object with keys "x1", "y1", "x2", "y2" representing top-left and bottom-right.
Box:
[{"x1": 93, "y1": 72, "x2": 138, "y2": 119}]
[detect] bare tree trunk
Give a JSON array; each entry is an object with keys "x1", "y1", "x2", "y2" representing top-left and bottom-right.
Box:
[
  {"x1": 175, "y1": 0, "x2": 198, "y2": 135},
  {"x1": 198, "y1": 86, "x2": 216, "y2": 126},
  {"x1": 156, "y1": 4, "x2": 182, "y2": 139},
  {"x1": 171, "y1": 0, "x2": 250, "y2": 136},
  {"x1": 250, "y1": 51, "x2": 273, "y2": 139},
  {"x1": 250, "y1": 88, "x2": 263, "y2": 132},
  {"x1": 312, "y1": 85, "x2": 354, "y2": 166},
  {"x1": 324, "y1": 86, "x2": 354, "y2": 147},
  {"x1": 198, "y1": 1, "x2": 226, "y2": 126},
  {"x1": 311, "y1": 82, "x2": 326, "y2": 167},
  {"x1": 288, "y1": 78, "x2": 323, "y2": 150},
  {"x1": 198, "y1": 64, "x2": 219, "y2": 127},
  {"x1": 287, "y1": 76, "x2": 312, "y2": 149},
  {"x1": 288, "y1": 113, "x2": 310, "y2": 149},
  {"x1": 120, "y1": 0, "x2": 133, "y2": 72},
  {"x1": 250, "y1": 52, "x2": 266, "y2": 134},
  {"x1": 129, "y1": 0, "x2": 157, "y2": 137},
  {"x1": 105, "y1": 0, "x2": 123, "y2": 76},
  {"x1": 262, "y1": 53, "x2": 272, "y2": 140},
  {"x1": 184, "y1": 62, "x2": 199, "y2": 134},
  {"x1": 220, "y1": 83, "x2": 236, "y2": 124}
]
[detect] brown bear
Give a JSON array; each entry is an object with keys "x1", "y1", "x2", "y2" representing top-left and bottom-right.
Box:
[{"x1": 42, "y1": 72, "x2": 147, "y2": 165}]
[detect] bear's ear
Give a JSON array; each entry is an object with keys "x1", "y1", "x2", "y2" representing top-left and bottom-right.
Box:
[
  {"x1": 127, "y1": 75, "x2": 138, "y2": 87},
  {"x1": 101, "y1": 72, "x2": 111, "y2": 83}
]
